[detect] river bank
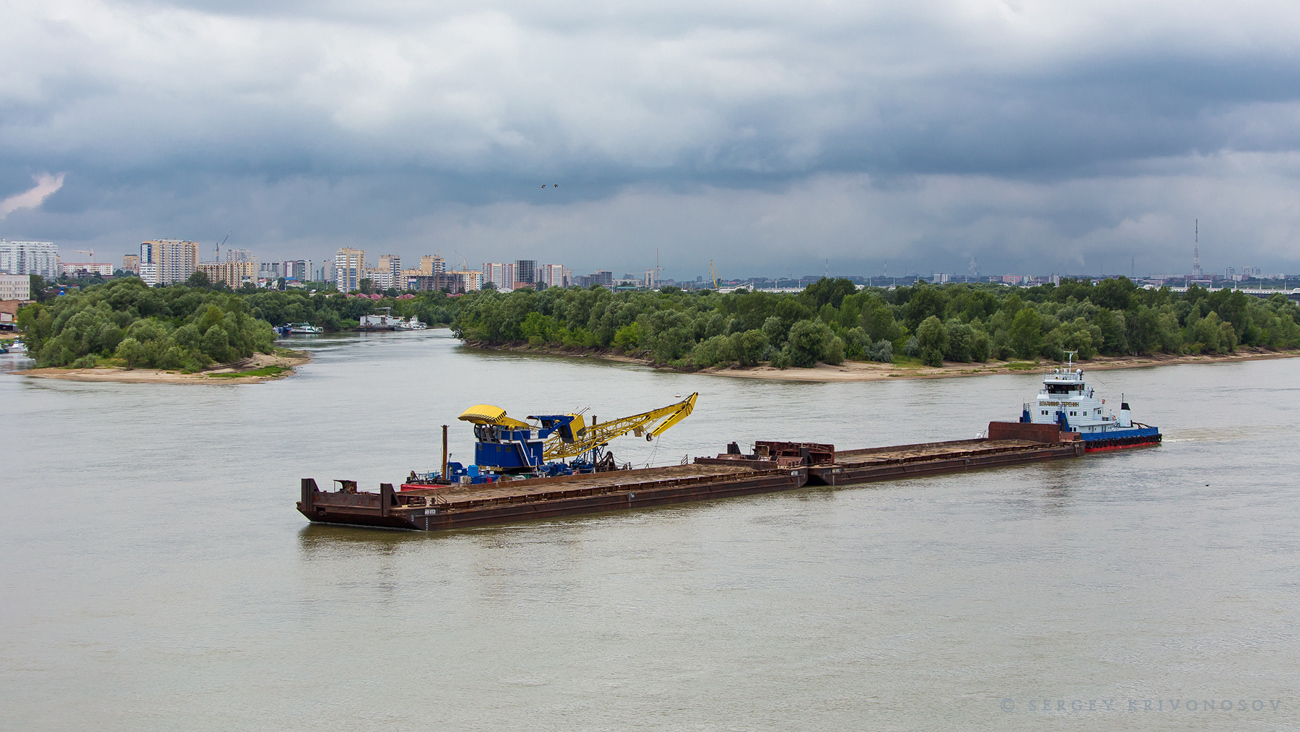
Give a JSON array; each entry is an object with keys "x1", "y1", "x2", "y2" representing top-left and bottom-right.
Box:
[
  {"x1": 464, "y1": 341, "x2": 1300, "y2": 382},
  {"x1": 13, "y1": 349, "x2": 310, "y2": 384}
]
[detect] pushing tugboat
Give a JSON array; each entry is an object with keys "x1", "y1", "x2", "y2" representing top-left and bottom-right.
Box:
[{"x1": 1018, "y1": 352, "x2": 1162, "y2": 451}]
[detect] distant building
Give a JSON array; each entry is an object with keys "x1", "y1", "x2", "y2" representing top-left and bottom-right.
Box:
[
  {"x1": 316, "y1": 260, "x2": 335, "y2": 284},
  {"x1": 0, "y1": 240, "x2": 59, "y2": 280},
  {"x1": 376, "y1": 254, "x2": 402, "y2": 290},
  {"x1": 515, "y1": 260, "x2": 537, "y2": 285},
  {"x1": 420, "y1": 254, "x2": 446, "y2": 276},
  {"x1": 0, "y1": 273, "x2": 31, "y2": 300},
  {"x1": 60, "y1": 262, "x2": 114, "y2": 277},
  {"x1": 537, "y1": 264, "x2": 565, "y2": 288},
  {"x1": 592, "y1": 270, "x2": 613, "y2": 287},
  {"x1": 483, "y1": 263, "x2": 514, "y2": 291},
  {"x1": 140, "y1": 240, "x2": 199, "y2": 285},
  {"x1": 281, "y1": 259, "x2": 312, "y2": 281},
  {"x1": 198, "y1": 259, "x2": 258, "y2": 288},
  {"x1": 335, "y1": 248, "x2": 365, "y2": 292},
  {"x1": 122, "y1": 254, "x2": 140, "y2": 274},
  {"x1": 450, "y1": 270, "x2": 483, "y2": 291},
  {"x1": 0, "y1": 299, "x2": 20, "y2": 330}
]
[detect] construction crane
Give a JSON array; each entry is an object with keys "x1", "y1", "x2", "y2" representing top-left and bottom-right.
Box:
[
  {"x1": 539, "y1": 392, "x2": 698, "y2": 461},
  {"x1": 457, "y1": 393, "x2": 698, "y2": 472},
  {"x1": 214, "y1": 233, "x2": 229, "y2": 261},
  {"x1": 709, "y1": 260, "x2": 719, "y2": 289},
  {"x1": 72, "y1": 248, "x2": 94, "y2": 263}
]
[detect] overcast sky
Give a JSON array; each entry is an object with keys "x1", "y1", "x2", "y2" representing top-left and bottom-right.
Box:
[{"x1": 3, "y1": 0, "x2": 1299, "y2": 279}]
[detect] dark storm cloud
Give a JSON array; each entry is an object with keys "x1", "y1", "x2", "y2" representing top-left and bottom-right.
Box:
[{"x1": 2, "y1": 0, "x2": 1300, "y2": 276}]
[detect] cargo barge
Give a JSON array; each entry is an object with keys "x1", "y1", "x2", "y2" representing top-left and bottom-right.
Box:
[
  {"x1": 297, "y1": 355, "x2": 1157, "y2": 532},
  {"x1": 297, "y1": 425, "x2": 1087, "y2": 531}
]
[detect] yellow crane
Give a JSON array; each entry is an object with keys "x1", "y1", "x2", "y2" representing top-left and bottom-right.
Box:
[
  {"x1": 709, "y1": 260, "x2": 719, "y2": 289},
  {"x1": 542, "y1": 392, "x2": 698, "y2": 461}
]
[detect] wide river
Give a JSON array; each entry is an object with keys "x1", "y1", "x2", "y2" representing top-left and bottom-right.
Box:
[{"x1": 2, "y1": 331, "x2": 1297, "y2": 731}]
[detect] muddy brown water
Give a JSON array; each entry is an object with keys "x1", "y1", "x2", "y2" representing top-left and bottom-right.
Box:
[{"x1": 2, "y1": 331, "x2": 1297, "y2": 731}]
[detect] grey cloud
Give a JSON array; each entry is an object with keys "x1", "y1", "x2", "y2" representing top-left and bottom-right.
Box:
[{"x1": 3, "y1": 0, "x2": 1300, "y2": 275}]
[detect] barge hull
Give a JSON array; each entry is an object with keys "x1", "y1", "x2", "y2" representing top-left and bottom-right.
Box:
[
  {"x1": 808, "y1": 441, "x2": 1083, "y2": 486},
  {"x1": 298, "y1": 429, "x2": 1098, "y2": 532},
  {"x1": 299, "y1": 468, "x2": 808, "y2": 531}
]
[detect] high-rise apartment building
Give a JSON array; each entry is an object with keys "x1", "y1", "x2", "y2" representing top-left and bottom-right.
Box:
[
  {"x1": 420, "y1": 254, "x2": 446, "y2": 277},
  {"x1": 483, "y1": 263, "x2": 514, "y2": 291},
  {"x1": 537, "y1": 264, "x2": 566, "y2": 288},
  {"x1": 450, "y1": 270, "x2": 483, "y2": 291},
  {"x1": 514, "y1": 259, "x2": 537, "y2": 285},
  {"x1": 335, "y1": 248, "x2": 365, "y2": 292},
  {"x1": 122, "y1": 254, "x2": 140, "y2": 274},
  {"x1": 140, "y1": 240, "x2": 199, "y2": 285},
  {"x1": 0, "y1": 240, "x2": 60, "y2": 280},
  {"x1": 376, "y1": 254, "x2": 402, "y2": 290}
]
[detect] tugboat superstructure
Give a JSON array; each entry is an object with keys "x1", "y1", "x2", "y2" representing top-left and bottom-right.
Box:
[{"x1": 1020, "y1": 353, "x2": 1161, "y2": 451}]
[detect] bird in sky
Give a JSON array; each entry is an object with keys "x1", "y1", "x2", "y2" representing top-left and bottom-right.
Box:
[{"x1": 541, "y1": 184, "x2": 547, "y2": 188}]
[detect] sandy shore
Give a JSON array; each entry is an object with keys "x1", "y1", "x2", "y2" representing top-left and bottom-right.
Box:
[
  {"x1": 703, "y1": 348, "x2": 1300, "y2": 382},
  {"x1": 466, "y1": 341, "x2": 1300, "y2": 382},
  {"x1": 15, "y1": 350, "x2": 310, "y2": 384}
]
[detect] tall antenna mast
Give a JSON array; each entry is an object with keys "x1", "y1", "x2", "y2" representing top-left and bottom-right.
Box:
[{"x1": 1193, "y1": 219, "x2": 1201, "y2": 278}]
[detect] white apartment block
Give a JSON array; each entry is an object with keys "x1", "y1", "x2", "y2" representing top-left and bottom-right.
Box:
[
  {"x1": 0, "y1": 273, "x2": 31, "y2": 300},
  {"x1": 140, "y1": 240, "x2": 199, "y2": 285},
  {"x1": 483, "y1": 263, "x2": 514, "y2": 291},
  {"x1": 60, "y1": 262, "x2": 114, "y2": 277},
  {"x1": 0, "y1": 240, "x2": 60, "y2": 280},
  {"x1": 335, "y1": 248, "x2": 365, "y2": 292},
  {"x1": 538, "y1": 264, "x2": 566, "y2": 288}
]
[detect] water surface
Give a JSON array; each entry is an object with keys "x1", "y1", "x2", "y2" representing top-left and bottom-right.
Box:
[{"x1": 2, "y1": 332, "x2": 1297, "y2": 731}]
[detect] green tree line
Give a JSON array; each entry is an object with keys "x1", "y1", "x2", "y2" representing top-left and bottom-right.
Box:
[
  {"x1": 453, "y1": 277, "x2": 1300, "y2": 369},
  {"x1": 15, "y1": 278, "x2": 460, "y2": 369}
]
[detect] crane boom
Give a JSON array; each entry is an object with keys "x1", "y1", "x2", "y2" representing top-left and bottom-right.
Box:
[{"x1": 542, "y1": 392, "x2": 697, "y2": 461}]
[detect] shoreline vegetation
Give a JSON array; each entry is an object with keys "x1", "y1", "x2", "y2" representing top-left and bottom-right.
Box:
[
  {"x1": 453, "y1": 276, "x2": 1300, "y2": 377},
  {"x1": 463, "y1": 340, "x2": 1300, "y2": 381},
  {"x1": 15, "y1": 349, "x2": 310, "y2": 384},
  {"x1": 10, "y1": 273, "x2": 1300, "y2": 385}
]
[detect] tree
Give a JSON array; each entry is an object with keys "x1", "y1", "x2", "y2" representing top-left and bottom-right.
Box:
[
  {"x1": 801, "y1": 277, "x2": 857, "y2": 310},
  {"x1": 359, "y1": 278, "x2": 374, "y2": 295},
  {"x1": 29, "y1": 274, "x2": 51, "y2": 303},
  {"x1": 783, "y1": 320, "x2": 842, "y2": 367},
  {"x1": 187, "y1": 271, "x2": 212, "y2": 288},
  {"x1": 916, "y1": 316, "x2": 948, "y2": 366},
  {"x1": 1009, "y1": 308, "x2": 1043, "y2": 359}
]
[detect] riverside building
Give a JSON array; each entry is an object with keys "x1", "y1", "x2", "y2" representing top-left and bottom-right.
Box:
[
  {"x1": 0, "y1": 240, "x2": 60, "y2": 280},
  {"x1": 140, "y1": 240, "x2": 199, "y2": 285},
  {"x1": 335, "y1": 248, "x2": 365, "y2": 292}
]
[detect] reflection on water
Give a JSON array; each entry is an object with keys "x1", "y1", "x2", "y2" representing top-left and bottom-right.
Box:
[{"x1": 2, "y1": 332, "x2": 1298, "y2": 731}]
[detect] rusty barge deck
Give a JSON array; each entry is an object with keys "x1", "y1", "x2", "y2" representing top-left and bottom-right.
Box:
[{"x1": 297, "y1": 421, "x2": 1090, "y2": 532}]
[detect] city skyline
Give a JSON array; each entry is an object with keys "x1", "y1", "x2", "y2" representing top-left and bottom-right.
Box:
[{"x1": 3, "y1": 2, "x2": 1300, "y2": 279}]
